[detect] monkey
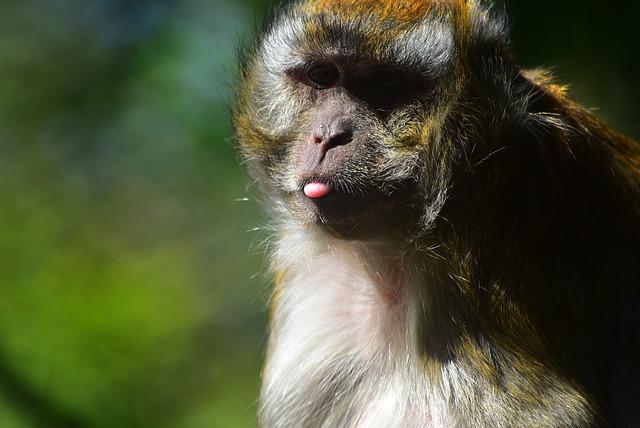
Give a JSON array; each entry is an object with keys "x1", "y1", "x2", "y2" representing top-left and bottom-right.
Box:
[{"x1": 233, "y1": 0, "x2": 640, "y2": 426}]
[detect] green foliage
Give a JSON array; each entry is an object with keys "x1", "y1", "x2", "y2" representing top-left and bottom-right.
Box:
[{"x1": 0, "y1": 1, "x2": 267, "y2": 426}]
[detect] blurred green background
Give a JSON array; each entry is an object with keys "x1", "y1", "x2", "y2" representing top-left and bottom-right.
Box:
[{"x1": 0, "y1": 1, "x2": 637, "y2": 427}]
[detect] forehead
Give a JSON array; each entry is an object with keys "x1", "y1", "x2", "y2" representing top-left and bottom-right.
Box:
[
  {"x1": 257, "y1": 0, "x2": 468, "y2": 77},
  {"x1": 303, "y1": 0, "x2": 469, "y2": 25},
  {"x1": 305, "y1": 0, "x2": 436, "y2": 23}
]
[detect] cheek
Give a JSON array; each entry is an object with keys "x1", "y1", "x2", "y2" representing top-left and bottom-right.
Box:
[
  {"x1": 374, "y1": 132, "x2": 424, "y2": 181},
  {"x1": 250, "y1": 74, "x2": 310, "y2": 138},
  {"x1": 238, "y1": 105, "x2": 309, "y2": 163},
  {"x1": 383, "y1": 108, "x2": 432, "y2": 148}
]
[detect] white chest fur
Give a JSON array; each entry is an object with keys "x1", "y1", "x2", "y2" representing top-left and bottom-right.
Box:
[{"x1": 259, "y1": 231, "x2": 457, "y2": 427}]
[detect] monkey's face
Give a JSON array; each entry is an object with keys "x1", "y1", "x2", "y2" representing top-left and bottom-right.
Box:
[
  {"x1": 235, "y1": 0, "x2": 495, "y2": 239},
  {"x1": 269, "y1": 58, "x2": 432, "y2": 238}
]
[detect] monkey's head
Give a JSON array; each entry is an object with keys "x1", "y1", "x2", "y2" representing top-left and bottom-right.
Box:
[{"x1": 234, "y1": 0, "x2": 508, "y2": 240}]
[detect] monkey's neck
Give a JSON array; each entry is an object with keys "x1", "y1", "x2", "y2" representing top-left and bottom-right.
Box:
[
  {"x1": 264, "y1": 227, "x2": 443, "y2": 426},
  {"x1": 271, "y1": 224, "x2": 480, "y2": 360},
  {"x1": 264, "y1": 224, "x2": 595, "y2": 426},
  {"x1": 272, "y1": 216, "x2": 610, "y2": 370}
]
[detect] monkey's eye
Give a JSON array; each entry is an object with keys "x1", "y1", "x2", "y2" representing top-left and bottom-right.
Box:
[
  {"x1": 350, "y1": 65, "x2": 412, "y2": 110},
  {"x1": 367, "y1": 67, "x2": 409, "y2": 94},
  {"x1": 371, "y1": 68, "x2": 406, "y2": 91},
  {"x1": 306, "y1": 63, "x2": 339, "y2": 89}
]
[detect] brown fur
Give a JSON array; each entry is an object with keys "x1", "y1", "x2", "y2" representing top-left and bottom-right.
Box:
[{"x1": 234, "y1": 1, "x2": 640, "y2": 426}]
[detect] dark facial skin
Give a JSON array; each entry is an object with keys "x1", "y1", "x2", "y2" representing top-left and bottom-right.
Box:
[
  {"x1": 297, "y1": 89, "x2": 356, "y2": 182},
  {"x1": 285, "y1": 60, "x2": 421, "y2": 239}
]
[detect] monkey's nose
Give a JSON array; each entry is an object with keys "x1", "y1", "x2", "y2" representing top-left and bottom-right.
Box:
[
  {"x1": 311, "y1": 129, "x2": 353, "y2": 162},
  {"x1": 312, "y1": 129, "x2": 352, "y2": 148}
]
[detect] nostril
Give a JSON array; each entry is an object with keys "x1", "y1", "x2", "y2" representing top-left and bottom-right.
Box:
[
  {"x1": 327, "y1": 130, "x2": 352, "y2": 148},
  {"x1": 310, "y1": 130, "x2": 352, "y2": 150}
]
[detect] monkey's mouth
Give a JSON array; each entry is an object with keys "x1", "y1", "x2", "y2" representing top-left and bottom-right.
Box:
[
  {"x1": 298, "y1": 178, "x2": 354, "y2": 219},
  {"x1": 299, "y1": 180, "x2": 367, "y2": 225},
  {"x1": 294, "y1": 178, "x2": 420, "y2": 239},
  {"x1": 303, "y1": 181, "x2": 332, "y2": 199}
]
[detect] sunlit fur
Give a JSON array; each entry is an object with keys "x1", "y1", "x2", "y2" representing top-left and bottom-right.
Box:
[{"x1": 234, "y1": 1, "x2": 640, "y2": 427}]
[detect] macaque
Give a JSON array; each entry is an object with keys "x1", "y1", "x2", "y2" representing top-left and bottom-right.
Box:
[{"x1": 233, "y1": 0, "x2": 640, "y2": 426}]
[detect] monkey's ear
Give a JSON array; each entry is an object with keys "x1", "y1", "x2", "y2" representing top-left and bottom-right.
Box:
[
  {"x1": 512, "y1": 68, "x2": 570, "y2": 125},
  {"x1": 519, "y1": 69, "x2": 570, "y2": 100},
  {"x1": 512, "y1": 68, "x2": 584, "y2": 158}
]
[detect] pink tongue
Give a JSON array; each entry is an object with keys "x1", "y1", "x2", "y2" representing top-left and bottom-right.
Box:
[{"x1": 304, "y1": 182, "x2": 331, "y2": 198}]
